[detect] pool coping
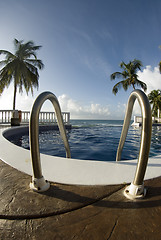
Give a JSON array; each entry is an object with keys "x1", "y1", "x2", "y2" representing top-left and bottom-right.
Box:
[{"x1": 0, "y1": 125, "x2": 161, "y2": 185}]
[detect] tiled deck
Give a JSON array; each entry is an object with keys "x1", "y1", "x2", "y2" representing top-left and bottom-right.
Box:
[{"x1": 1, "y1": 159, "x2": 161, "y2": 239}]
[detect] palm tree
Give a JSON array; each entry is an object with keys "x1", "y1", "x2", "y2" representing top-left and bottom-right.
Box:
[
  {"x1": 110, "y1": 59, "x2": 147, "y2": 95},
  {"x1": 148, "y1": 89, "x2": 161, "y2": 117},
  {"x1": 0, "y1": 39, "x2": 44, "y2": 110}
]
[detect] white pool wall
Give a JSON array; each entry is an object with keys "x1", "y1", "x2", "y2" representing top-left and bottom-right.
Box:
[{"x1": 0, "y1": 126, "x2": 161, "y2": 185}]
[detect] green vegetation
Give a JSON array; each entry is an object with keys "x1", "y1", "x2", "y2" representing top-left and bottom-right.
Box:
[
  {"x1": 110, "y1": 59, "x2": 147, "y2": 95},
  {"x1": 0, "y1": 39, "x2": 44, "y2": 110},
  {"x1": 148, "y1": 89, "x2": 161, "y2": 117}
]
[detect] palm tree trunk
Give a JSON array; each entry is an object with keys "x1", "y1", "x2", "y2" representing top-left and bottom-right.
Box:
[
  {"x1": 13, "y1": 80, "x2": 17, "y2": 111},
  {"x1": 11, "y1": 80, "x2": 20, "y2": 125}
]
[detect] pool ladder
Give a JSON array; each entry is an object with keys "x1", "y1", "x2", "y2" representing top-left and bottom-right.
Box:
[
  {"x1": 29, "y1": 91, "x2": 71, "y2": 192},
  {"x1": 116, "y1": 89, "x2": 152, "y2": 199},
  {"x1": 29, "y1": 90, "x2": 152, "y2": 200}
]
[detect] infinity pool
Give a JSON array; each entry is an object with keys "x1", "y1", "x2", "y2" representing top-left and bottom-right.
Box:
[{"x1": 9, "y1": 120, "x2": 161, "y2": 162}]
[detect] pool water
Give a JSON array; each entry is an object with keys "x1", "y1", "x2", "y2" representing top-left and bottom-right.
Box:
[{"x1": 10, "y1": 120, "x2": 161, "y2": 161}]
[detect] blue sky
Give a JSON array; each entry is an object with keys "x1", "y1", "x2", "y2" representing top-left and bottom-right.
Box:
[{"x1": 0, "y1": 0, "x2": 161, "y2": 119}]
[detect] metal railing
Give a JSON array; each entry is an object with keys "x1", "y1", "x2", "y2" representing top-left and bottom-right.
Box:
[
  {"x1": 116, "y1": 90, "x2": 152, "y2": 199},
  {"x1": 133, "y1": 116, "x2": 143, "y2": 124},
  {"x1": 133, "y1": 115, "x2": 161, "y2": 125},
  {"x1": 29, "y1": 91, "x2": 71, "y2": 192},
  {"x1": 0, "y1": 110, "x2": 70, "y2": 124},
  {"x1": 0, "y1": 110, "x2": 13, "y2": 123},
  {"x1": 153, "y1": 117, "x2": 161, "y2": 123}
]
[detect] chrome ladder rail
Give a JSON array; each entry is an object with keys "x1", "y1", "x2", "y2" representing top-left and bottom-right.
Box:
[
  {"x1": 116, "y1": 89, "x2": 152, "y2": 199},
  {"x1": 29, "y1": 91, "x2": 71, "y2": 192}
]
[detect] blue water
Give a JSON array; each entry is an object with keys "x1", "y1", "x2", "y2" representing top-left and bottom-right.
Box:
[{"x1": 10, "y1": 119, "x2": 161, "y2": 161}]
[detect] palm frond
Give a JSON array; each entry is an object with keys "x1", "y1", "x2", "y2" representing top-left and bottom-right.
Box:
[
  {"x1": 159, "y1": 61, "x2": 161, "y2": 73},
  {"x1": 24, "y1": 62, "x2": 39, "y2": 76},
  {"x1": 148, "y1": 89, "x2": 161, "y2": 116},
  {"x1": 112, "y1": 80, "x2": 129, "y2": 95},
  {"x1": 0, "y1": 50, "x2": 15, "y2": 59},
  {"x1": 120, "y1": 61, "x2": 127, "y2": 69},
  {"x1": 25, "y1": 59, "x2": 44, "y2": 70},
  {"x1": 110, "y1": 72, "x2": 123, "y2": 80},
  {"x1": 0, "y1": 38, "x2": 44, "y2": 109},
  {"x1": 132, "y1": 59, "x2": 143, "y2": 70},
  {"x1": 19, "y1": 62, "x2": 39, "y2": 92},
  {"x1": 0, "y1": 60, "x2": 8, "y2": 67},
  {"x1": 135, "y1": 79, "x2": 147, "y2": 91},
  {"x1": 15, "y1": 40, "x2": 42, "y2": 60},
  {"x1": 111, "y1": 58, "x2": 145, "y2": 94},
  {"x1": 0, "y1": 64, "x2": 13, "y2": 92}
]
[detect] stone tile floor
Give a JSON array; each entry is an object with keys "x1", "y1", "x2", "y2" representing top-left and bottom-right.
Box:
[{"x1": 0, "y1": 159, "x2": 161, "y2": 239}]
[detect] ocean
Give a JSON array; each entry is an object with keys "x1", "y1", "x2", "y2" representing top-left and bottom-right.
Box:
[{"x1": 11, "y1": 119, "x2": 161, "y2": 162}]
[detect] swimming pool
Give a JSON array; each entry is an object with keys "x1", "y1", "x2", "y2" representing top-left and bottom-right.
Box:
[
  {"x1": 1, "y1": 121, "x2": 161, "y2": 185},
  {"x1": 8, "y1": 120, "x2": 161, "y2": 161}
]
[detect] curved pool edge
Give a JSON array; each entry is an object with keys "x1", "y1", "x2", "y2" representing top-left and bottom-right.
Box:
[{"x1": 0, "y1": 126, "x2": 161, "y2": 185}]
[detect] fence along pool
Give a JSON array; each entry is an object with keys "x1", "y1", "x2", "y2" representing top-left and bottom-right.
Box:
[{"x1": 0, "y1": 110, "x2": 70, "y2": 124}]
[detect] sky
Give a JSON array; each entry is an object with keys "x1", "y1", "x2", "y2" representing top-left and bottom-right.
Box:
[{"x1": 0, "y1": 0, "x2": 161, "y2": 119}]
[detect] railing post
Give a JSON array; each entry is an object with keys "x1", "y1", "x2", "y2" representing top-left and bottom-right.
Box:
[
  {"x1": 116, "y1": 90, "x2": 152, "y2": 200},
  {"x1": 67, "y1": 112, "x2": 70, "y2": 125},
  {"x1": 2, "y1": 111, "x2": 4, "y2": 123}
]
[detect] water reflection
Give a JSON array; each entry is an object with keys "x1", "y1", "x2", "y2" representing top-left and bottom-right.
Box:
[{"x1": 9, "y1": 122, "x2": 161, "y2": 161}]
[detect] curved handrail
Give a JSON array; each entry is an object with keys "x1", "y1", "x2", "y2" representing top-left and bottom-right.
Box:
[
  {"x1": 29, "y1": 91, "x2": 71, "y2": 192},
  {"x1": 116, "y1": 89, "x2": 152, "y2": 199}
]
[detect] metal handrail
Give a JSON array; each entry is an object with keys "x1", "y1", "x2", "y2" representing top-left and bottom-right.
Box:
[
  {"x1": 116, "y1": 89, "x2": 152, "y2": 199},
  {"x1": 29, "y1": 91, "x2": 71, "y2": 192}
]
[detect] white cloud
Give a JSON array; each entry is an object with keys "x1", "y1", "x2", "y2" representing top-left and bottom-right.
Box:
[
  {"x1": 1, "y1": 64, "x2": 159, "y2": 119},
  {"x1": 0, "y1": 83, "x2": 35, "y2": 110},
  {"x1": 58, "y1": 94, "x2": 110, "y2": 119},
  {"x1": 0, "y1": 87, "x2": 111, "y2": 119},
  {"x1": 132, "y1": 65, "x2": 161, "y2": 117},
  {"x1": 113, "y1": 102, "x2": 127, "y2": 119},
  {"x1": 133, "y1": 100, "x2": 142, "y2": 116},
  {"x1": 138, "y1": 65, "x2": 161, "y2": 94}
]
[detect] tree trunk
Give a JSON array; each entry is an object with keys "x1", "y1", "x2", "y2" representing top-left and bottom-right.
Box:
[
  {"x1": 11, "y1": 80, "x2": 20, "y2": 126},
  {"x1": 13, "y1": 80, "x2": 17, "y2": 111}
]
